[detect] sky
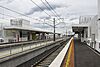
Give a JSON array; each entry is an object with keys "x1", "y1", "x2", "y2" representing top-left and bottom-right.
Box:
[{"x1": 0, "y1": 0, "x2": 98, "y2": 34}]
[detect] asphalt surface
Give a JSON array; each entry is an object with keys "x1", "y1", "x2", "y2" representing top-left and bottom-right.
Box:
[{"x1": 74, "y1": 39, "x2": 100, "y2": 67}]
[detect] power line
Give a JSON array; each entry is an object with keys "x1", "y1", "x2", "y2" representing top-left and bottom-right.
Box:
[
  {"x1": 30, "y1": 0, "x2": 51, "y2": 18},
  {"x1": 30, "y1": 0, "x2": 56, "y2": 22},
  {"x1": 0, "y1": 11, "x2": 54, "y2": 28},
  {"x1": 0, "y1": 12, "x2": 17, "y2": 21},
  {"x1": 55, "y1": 20, "x2": 67, "y2": 26},
  {"x1": 0, "y1": 5, "x2": 43, "y2": 22},
  {"x1": 40, "y1": 0, "x2": 57, "y2": 18},
  {"x1": 0, "y1": 17, "x2": 10, "y2": 21},
  {"x1": 44, "y1": 0, "x2": 64, "y2": 24},
  {"x1": 44, "y1": 0, "x2": 61, "y2": 20},
  {"x1": 0, "y1": 12, "x2": 54, "y2": 30},
  {"x1": 40, "y1": 0, "x2": 65, "y2": 27},
  {"x1": 0, "y1": 5, "x2": 65, "y2": 30},
  {"x1": 43, "y1": 22, "x2": 54, "y2": 27},
  {"x1": 0, "y1": 5, "x2": 54, "y2": 26},
  {"x1": 0, "y1": 2, "x2": 64, "y2": 27},
  {"x1": 0, "y1": 12, "x2": 16, "y2": 18}
]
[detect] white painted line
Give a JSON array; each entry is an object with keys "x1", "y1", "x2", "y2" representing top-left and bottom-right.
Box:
[{"x1": 49, "y1": 38, "x2": 73, "y2": 67}]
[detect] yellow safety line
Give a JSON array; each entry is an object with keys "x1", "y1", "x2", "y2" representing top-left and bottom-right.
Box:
[{"x1": 66, "y1": 40, "x2": 73, "y2": 67}]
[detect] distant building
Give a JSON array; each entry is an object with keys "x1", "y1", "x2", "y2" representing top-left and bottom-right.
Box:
[
  {"x1": 79, "y1": 15, "x2": 94, "y2": 24},
  {"x1": 0, "y1": 18, "x2": 61, "y2": 43},
  {"x1": 72, "y1": 11, "x2": 100, "y2": 53},
  {"x1": 10, "y1": 18, "x2": 30, "y2": 27},
  {"x1": 72, "y1": 0, "x2": 100, "y2": 52},
  {"x1": 98, "y1": 0, "x2": 100, "y2": 18}
]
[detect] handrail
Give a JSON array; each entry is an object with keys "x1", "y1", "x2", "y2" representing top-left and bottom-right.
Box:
[
  {"x1": 0, "y1": 38, "x2": 63, "y2": 48},
  {"x1": 0, "y1": 38, "x2": 64, "y2": 59},
  {"x1": 49, "y1": 37, "x2": 73, "y2": 67},
  {"x1": 0, "y1": 37, "x2": 64, "y2": 45}
]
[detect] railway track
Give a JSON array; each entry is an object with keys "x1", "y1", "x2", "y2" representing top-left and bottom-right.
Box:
[
  {"x1": 32, "y1": 40, "x2": 67, "y2": 67},
  {"x1": 17, "y1": 38, "x2": 69, "y2": 67}
]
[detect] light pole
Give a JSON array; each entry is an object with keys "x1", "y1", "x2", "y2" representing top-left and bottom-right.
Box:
[{"x1": 53, "y1": 18, "x2": 55, "y2": 41}]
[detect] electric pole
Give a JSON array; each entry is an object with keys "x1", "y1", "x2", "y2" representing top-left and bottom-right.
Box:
[{"x1": 53, "y1": 18, "x2": 55, "y2": 41}]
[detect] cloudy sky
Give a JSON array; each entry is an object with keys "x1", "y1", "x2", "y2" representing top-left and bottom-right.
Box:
[{"x1": 0, "y1": 0, "x2": 98, "y2": 34}]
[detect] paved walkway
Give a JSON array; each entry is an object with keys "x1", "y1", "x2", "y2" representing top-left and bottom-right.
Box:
[{"x1": 74, "y1": 39, "x2": 100, "y2": 67}]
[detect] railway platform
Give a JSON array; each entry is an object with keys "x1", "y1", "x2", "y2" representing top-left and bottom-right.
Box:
[
  {"x1": 74, "y1": 39, "x2": 100, "y2": 67},
  {"x1": 50, "y1": 37, "x2": 100, "y2": 67},
  {"x1": 0, "y1": 37, "x2": 100, "y2": 67}
]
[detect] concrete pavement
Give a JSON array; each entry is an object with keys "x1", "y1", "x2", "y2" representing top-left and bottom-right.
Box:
[{"x1": 74, "y1": 39, "x2": 100, "y2": 67}]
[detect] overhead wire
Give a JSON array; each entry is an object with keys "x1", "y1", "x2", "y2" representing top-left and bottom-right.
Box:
[
  {"x1": 40, "y1": 0, "x2": 58, "y2": 18},
  {"x1": 30, "y1": 0, "x2": 51, "y2": 18},
  {"x1": 0, "y1": 1, "x2": 61, "y2": 30},
  {"x1": 44, "y1": 0, "x2": 62, "y2": 21},
  {"x1": 40, "y1": 0, "x2": 63, "y2": 28},
  {"x1": 30, "y1": 0, "x2": 56, "y2": 27},
  {"x1": 44, "y1": 0, "x2": 66, "y2": 26},
  {"x1": 0, "y1": 9, "x2": 54, "y2": 28},
  {"x1": 0, "y1": 1, "x2": 64, "y2": 27},
  {"x1": 40, "y1": 0, "x2": 61, "y2": 24},
  {"x1": 0, "y1": 5, "x2": 44, "y2": 22},
  {"x1": 0, "y1": 12, "x2": 54, "y2": 28},
  {"x1": 44, "y1": 0, "x2": 68, "y2": 27},
  {"x1": 0, "y1": 12, "x2": 18, "y2": 21},
  {"x1": 0, "y1": 12, "x2": 16, "y2": 18},
  {"x1": 0, "y1": 10, "x2": 54, "y2": 28},
  {"x1": 31, "y1": 0, "x2": 64, "y2": 26}
]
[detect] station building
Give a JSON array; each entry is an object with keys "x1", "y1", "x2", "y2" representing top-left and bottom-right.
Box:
[
  {"x1": 0, "y1": 18, "x2": 61, "y2": 43},
  {"x1": 72, "y1": 0, "x2": 100, "y2": 52},
  {"x1": 72, "y1": 15, "x2": 100, "y2": 52}
]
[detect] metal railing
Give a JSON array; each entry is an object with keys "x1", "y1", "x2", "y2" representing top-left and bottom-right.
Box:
[{"x1": 0, "y1": 38, "x2": 63, "y2": 59}]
